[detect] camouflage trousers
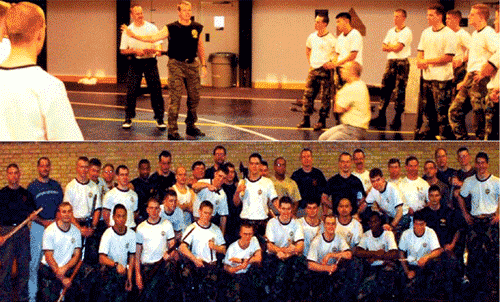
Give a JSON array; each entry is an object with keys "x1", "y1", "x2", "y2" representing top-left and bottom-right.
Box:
[
  {"x1": 485, "y1": 89, "x2": 499, "y2": 140},
  {"x1": 357, "y1": 262, "x2": 398, "y2": 301},
  {"x1": 466, "y1": 217, "x2": 499, "y2": 293},
  {"x1": 223, "y1": 265, "x2": 265, "y2": 302},
  {"x1": 167, "y1": 59, "x2": 201, "y2": 133},
  {"x1": 139, "y1": 260, "x2": 180, "y2": 302},
  {"x1": 97, "y1": 266, "x2": 129, "y2": 302},
  {"x1": 302, "y1": 67, "x2": 333, "y2": 118},
  {"x1": 380, "y1": 59, "x2": 410, "y2": 114},
  {"x1": 180, "y1": 260, "x2": 220, "y2": 302},
  {"x1": 449, "y1": 73, "x2": 490, "y2": 140},
  {"x1": 37, "y1": 262, "x2": 99, "y2": 302},
  {"x1": 415, "y1": 79, "x2": 454, "y2": 139},
  {"x1": 401, "y1": 259, "x2": 444, "y2": 301},
  {"x1": 263, "y1": 254, "x2": 308, "y2": 302},
  {"x1": 452, "y1": 63, "x2": 468, "y2": 100}
]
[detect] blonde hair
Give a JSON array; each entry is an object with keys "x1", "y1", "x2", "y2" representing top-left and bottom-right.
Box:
[
  {"x1": 6, "y1": 2, "x2": 45, "y2": 45},
  {"x1": 177, "y1": 1, "x2": 191, "y2": 11},
  {"x1": 472, "y1": 3, "x2": 490, "y2": 20}
]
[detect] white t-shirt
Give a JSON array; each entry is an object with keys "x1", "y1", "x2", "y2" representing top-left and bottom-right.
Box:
[
  {"x1": 383, "y1": 26, "x2": 412, "y2": 59},
  {"x1": 182, "y1": 222, "x2": 225, "y2": 264},
  {"x1": 223, "y1": 236, "x2": 261, "y2": 274},
  {"x1": 454, "y1": 28, "x2": 471, "y2": 64},
  {"x1": 103, "y1": 187, "x2": 139, "y2": 228},
  {"x1": 467, "y1": 26, "x2": 497, "y2": 72},
  {"x1": 399, "y1": 177, "x2": 429, "y2": 212},
  {"x1": 41, "y1": 222, "x2": 81, "y2": 267},
  {"x1": 336, "y1": 80, "x2": 371, "y2": 129},
  {"x1": 398, "y1": 226, "x2": 440, "y2": 266},
  {"x1": 417, "y1": 26, "x2": 457, "y2": 81},
  {"x1": 119, "y1": 21, "x2": 162, "y2": 59},
  {"x1": 352, "y1": 170, "x2": 371, "y2": 193},
  {"x1": 192, "y1": 179, "x2": 228, "y2": 218},
  {"x1": 335, "y1": 218, "x2": 363, "y2": 248},
  {"x1": 239, "y1": 177, "x2": 278, "y2": 220},
  {"x1": 297, "y1": 217, "x2": 323, "y2": 256},
  {"x1": 460, "y1": 174, "x2": 499, "y2": 216},
  {"x1": 160, "y1": 205, "x2": 187, "y2": 233},
  {"x1": 64, "y1": 179, "x2": 101, "y2": 219},
  {"x1": 0, "y1": 65, "x2": 83, "y2": 141},
  {"x1": 99, "y1": 227, "x2": 136, "y2": 266},
  {"x1": 358, "y1": 230, "x2": 398, "y2": 266},
  {"x1": 136, "y1": 219, "x2": 175, "y2": 264},
  {"x1": 336, "y1": 28, "x2": 363, "y2": 65},
  {"x1": 0, "y1": 38, "x2": 11, "y2": 64},
  {"x1": 366, "y1": 181, "x2": 408, "y2": 217},
  {"x1": 173, "y1": 184, "x2": 194, "y2": 226},
  {"x1": 265, "y1": 217, "x2": 304, "y2": 250},
  {"x1": 306, "y1": 31, "x2": 336, "y2": 69},
  {"x1": 487, "y1": 48, "x2": 499, "y2": 90},
  {"x1": 307, "y1": 233, "x2": 349, "y2": 264}
]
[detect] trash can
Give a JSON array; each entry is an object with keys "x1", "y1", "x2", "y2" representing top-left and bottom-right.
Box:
[{"x1": 208, "y1": 52, "x2": 237, "y2": 88}]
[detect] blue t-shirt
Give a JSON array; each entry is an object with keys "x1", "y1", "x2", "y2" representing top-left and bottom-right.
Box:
[{"x1": 27, "y1": 179, "x2": 63, "y2": 220}]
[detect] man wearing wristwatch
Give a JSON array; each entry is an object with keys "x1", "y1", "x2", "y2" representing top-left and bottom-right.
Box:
[{"x1": 122, "y1": 0, "x2": 207, "y2": 140}]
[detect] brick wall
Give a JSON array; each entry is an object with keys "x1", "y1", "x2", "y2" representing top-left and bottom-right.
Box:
[{"x1": 0, "y1": 141, "x2": 497, "y2": 188}]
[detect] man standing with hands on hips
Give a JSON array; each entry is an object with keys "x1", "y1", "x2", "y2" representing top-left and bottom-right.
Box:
[{"x1": 122, "y1": 1, "x2": 207, "y2": 140}]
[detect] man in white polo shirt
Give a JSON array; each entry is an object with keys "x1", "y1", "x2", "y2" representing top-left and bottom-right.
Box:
[{"x1": 449, "y1": 3, "x2": 497, "y2": 140}]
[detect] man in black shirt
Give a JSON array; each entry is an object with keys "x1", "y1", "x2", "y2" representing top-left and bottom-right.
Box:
[
  {"x1": 131, "y1": 158, "x2": 154, "y2": 223},
  {"x1": 149, "y1": 150, "x2": 176, "y2": 202},
  {"x1": 205, "y1": 145, "x2": 227, "y2": 179},
  {"x1": 322, "y1": 152, "x2": 366, "y2": 216},
  {"x1": 434, "y1": 148, "x2": 456, "y2": 187},
  {"x1": 122, "y1": 0, "x2": 207, "y2": 140},
  {"x1": 0, "y1": 163, "x2": 37, "y2": 302}
]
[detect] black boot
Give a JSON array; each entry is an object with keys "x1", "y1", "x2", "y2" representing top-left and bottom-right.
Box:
[
  {"x1": 313, "y1": 116, "x2": 326, "y2": 131},
  {"x1": 390, "y1": 113, "x2": 402, "y2": 130},
  {"x1": 297, "y1": 116, "x2": 310, "y2": 128},
  {"x1": 370, "y1": 111, "x2": 387, "y2": 129}
]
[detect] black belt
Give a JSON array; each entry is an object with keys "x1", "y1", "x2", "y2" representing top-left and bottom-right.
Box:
[{"x1": 172, "y1": 58, "x2": 196, "y2": 64}]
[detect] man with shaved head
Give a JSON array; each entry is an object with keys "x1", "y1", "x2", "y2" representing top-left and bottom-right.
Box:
[
  {"x1": 0, "y1": 1, "x2": 11, "y2": 64},
  {"x1": 0, "y1": 2, "x2": 83, "y2": 141}
]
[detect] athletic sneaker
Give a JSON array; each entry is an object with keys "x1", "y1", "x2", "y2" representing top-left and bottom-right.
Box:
[
  {"x1": 186, "y1": 126, "x2": 205, "y2": 137},
  {"x1": 156, "y1": 120, "x2": 167, "y2": 130},
  {"x1": 122, "y1": 119, "x2": 132, "y2": 129}
]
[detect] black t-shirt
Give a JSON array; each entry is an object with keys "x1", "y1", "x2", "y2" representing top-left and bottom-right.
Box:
[
  {"x1": 420, "y1": 206, "x2": 465, "y2": 247},
  {"x1": 131, "y1": 176, "x2": 155, "y2": 219},
  {"x1": 323, "y1": 174, "x2": 366, "y2": 214},
  {"x1": 437, "y1": 168, "x2": 456, "y2": 187},
  {"x1": 291, "y1": 167, "x2": 327, "y2": 209},
  {"x1": 149, "y1": 171, "x2": 176, "y2": 202},
  {"x1": 167, "y1": 21, "x2": 203, "y2": 61},
  {"x1": 0, "y1": 186, "x2": 36, "y2": 226}
]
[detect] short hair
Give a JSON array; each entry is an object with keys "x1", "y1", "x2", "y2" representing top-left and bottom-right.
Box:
[
  {"x1": 191, "y1": 161, "x2": 205, "y2": 170},
  {"x1": 0, "y1": 1, "x2": 11, "y2": 18},
  {"x1": 428, "y1": 4, "x2": 446, "y2": 17},
  {"x1": 58, "y1": 201, "x2": 72, "y2": 211},
  {"x1": 113, "y1": 204, "x2": 127, "y2": 216},
  {"x1": 177, "y1": 1, "x2": 191, "y2": 11},
  {"x1": 388, "y1": 158, "x2": 401, "y2": 167},
  {"x1": 300, "y1": 148, "x2": 312, "y2": 157},
  {"x1": 89, "y1": 158, "x2": 102, "y2": 168},
  {"x1": 6, "y1": 163, "x2": 19, "y2": 171},
  {"x1": 336, "y1": 12, "x2": 351, "y2": 22},
  {"x1": 457, "y1": 146, "x2": 469, "y2": 155},
  {"x1": 225, "y1": 162, "x2": 235, "y2": 170},
  {"x1": 115, "y1": 165, "x2": 128, "y2": 175},
  {"x1": 475, "y1": 152, "x2": 489, "y2": 163},
  {"x1": 306, "y1": 199, "x2": 320, "y2": 207},
  {"x1": 405, "y1": 156, "x2": 419, "y2": 166},
  {"x1": 37, "y1": 156, "x2": 50, "y2": 166},
  {"x1": 147, "y1": 197, "x2": 160, "y2": 207},
  {"x1": 413, "y1": 210, "x2": 426, "y2": 222},
  {"x1": 424, "y1": 160, "x2": 437, "y2": 168},
  {"x1": 447, "y1": 9, "x2": 462, "y2": 19},
  {"x1": 324, "y1": 214, "x2": 336, "y2": 223},
  {"x1": 428, "y1": 185, "x2": 441, "y2": 195},
  {"x1": 353, "y1": 148, "x2": 365, "y2": 157},
  {"x1": 159, "y1": 150, "x2": 172, "y2": 161},
  {"x1": 5, "y1": 2, "x2": 45, "y2": 45},
  {"x1": 338, "y1": 152, "x2": 352, "y2": 161},
  {"x1": 337, "y1": 198, "x2": 354, "y2": 210},
  {"x1": 369, "y1": 168, "x2": 383, "y2": 179},
  {"x1": 317, "y1": 12, "x2": 329, "y2": 25},
  {"x1": 369, "y1": 210, "x2": 383, "y2": 221},
  {"x1": 77, "y1": 156, "x2": 89, "y2": 163},
  {"x1": 279, "y1": 196, "x2": 293, "y2": 206},
  {"x1": 213, "y1": 145, "x2": 226, "y2": 155},
  {"x1": 164, "y1": 189, "x2": 177, "y2": 199},
  {"x1": 199, "y1": 200, "x2": 214, "y2": 211},
  {"x1": 138, "y1": 159, "x2": 150, "y2": 168},
  {"x1": 348, "y1": 61, "x2": 363, "y2": 77},
  {"x1": 130, "y1": 4, "x2": 141, "y2": 13},
  {"x1": 249, "y1": 153, "x2": 262, "y2": 163},
  {"x1": 240, "y1": 222, "x2": 254, "y2": 233},
  {"x1": 472, "y1": 3, "x2": 490, "y2": 20},
  {"x1": 261, "y1": 160, "x2": 268, "y2": 167},
  {"x1": 215, "y1": 163, "x2": 229, "y2": 175},
  {"x1": 395, "y1": 8, "x2": 407, "y2": 18},
  {"x1": 274, "y1": 156, "x2": 286, "y2": 165},
  {"x1": 434, "y1": 148, "x2": 447, "y2": 157},
  {"x1": 103, "y1": 163, "x2": 114, "y2": 171}
]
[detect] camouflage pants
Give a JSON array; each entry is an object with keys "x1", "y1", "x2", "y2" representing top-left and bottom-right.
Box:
[
  {"x1": 357, "y1": 262, "x2": 398, "y2": 301},
  {"x1": 401, "y1": 260, "x2": 444, "y2": 301},
  {"x1": 449, "y1": 73, "x2": 490, "y2": 140},
  {"x1": 380, "y1": 59, "x2": 410, "y2": 114},
  {"x1": 308, "y1": 259, "x2": 361, "y2": 302},
  {"x1": 452, "y1": 63, "x2": 468, "y2": 100},
  {"x1": 416, "y1": 79, "x2": 453, "y2": 139},
  {"x1": 466, "y1": 217, "x2": 499, "y2": 293},
  {"x1": 167, "y1": 59, "x2": 201, "y2": 133},
  {"x1": 140, "y1": 260, "x2": 180, "y2": 302},
  {"x1": 97, "y1": 266, "x2": 129, "y2": 302},
  {"x1": 485, "y1": 89, "x2": 499, "y2": 140},
  {"x1": 37, "y1": 262, "x2": 98, "y2": 302},
  {"x1": 263, "y1": 254, "x2": 308, "y2": 302},
  {"x1": 302, "y1": 67, "x2": 332, "y2": 118},
  {"x1": 223, "y1": 265, "x2": 265, "y2": 302},
  {"x1": 180, "y1": 260, "x2": 220, "y2": 302},
  {"x1": 0, "y1": 226, "x2": 30, "y2": 302}
]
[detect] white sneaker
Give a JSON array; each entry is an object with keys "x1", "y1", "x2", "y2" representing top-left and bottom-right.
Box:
[{"x1": 122, "y1": 119, "x2": 132, "y2": 129}]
